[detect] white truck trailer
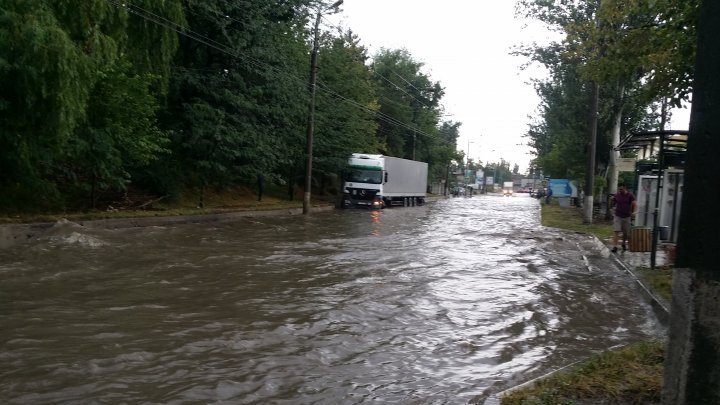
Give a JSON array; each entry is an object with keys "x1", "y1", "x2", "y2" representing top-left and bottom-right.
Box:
[{"x1": 342, "y1": 153, "x2": 428, "y2": 208}]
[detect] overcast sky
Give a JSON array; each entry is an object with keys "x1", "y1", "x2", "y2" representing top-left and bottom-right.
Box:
[
  {"x1": 325, "y1": 0, "x2": 556, "y2": 173},
  {"x1": 327, "y1": 0, "x2": 691, "y2": 174}
]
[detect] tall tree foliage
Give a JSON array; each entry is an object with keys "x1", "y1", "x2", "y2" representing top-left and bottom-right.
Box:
[
  {"x1": 526, "y1": 53, "x2": 589, "y2": 181},
  {"x1": 1, "y1": 0, "x2": 462, "y2": 213},
  {"x1": 312, "y1": 31, "x2": 380, "y2": 188},
  {"x1": 517, "y1": 0, "x2": 697, "y2": 180},
  {"x1": 371, "y1": 49, "x2": 444, "y2": 160},
  {"x1": 0, "y1": 0, "x2": 92, "y2": 209},
  {"x1": 0, "y1": 0, "x2": 178, "y2": 211},
  {"x1": 55, "y1": 0, "x2": 180, "y2": 208},
  {"x1": 569, "y1": 0, "x2": 699, "y2": 106},
  {"x1": 428, "y1": 121, "x2": 462, "y2": 185},
  {"x1": 368, "y1": 48, "x2": 458, "y2": 186},
  {"x1": 162, "y1": 1, "x2": 310, "y2": 203}
]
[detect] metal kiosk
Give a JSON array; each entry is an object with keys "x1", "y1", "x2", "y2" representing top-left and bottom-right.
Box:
[{"x1": 615, "y1": 130, "x2": 688, "y2": 269}]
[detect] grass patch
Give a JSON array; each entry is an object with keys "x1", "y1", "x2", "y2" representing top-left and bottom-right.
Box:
[
  {"x1": 540, "y1": 202, "x2": 613, "y2": 241},
  {"x1": 635, "y1": 266, "x2": 674, "y2": 301},
  {"x1": 501, "y1": 340, "x2": 665, "y2": 405}
]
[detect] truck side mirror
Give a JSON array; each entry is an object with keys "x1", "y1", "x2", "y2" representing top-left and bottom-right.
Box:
[{"x1": 384, "y1": 172, "x2": 388, "y2": 183}]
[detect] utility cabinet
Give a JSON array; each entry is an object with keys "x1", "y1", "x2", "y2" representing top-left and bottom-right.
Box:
[
  {"x1": 635, "y1": 175, "x2": 659, "y2": 228},
  {"x1": 659, "y1": 169, "x2": 684, "y2": 243}
]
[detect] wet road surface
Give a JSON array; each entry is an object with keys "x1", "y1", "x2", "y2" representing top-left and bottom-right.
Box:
[{"x1": 0, "y1": 195, "x2": 664, "y2": 404}]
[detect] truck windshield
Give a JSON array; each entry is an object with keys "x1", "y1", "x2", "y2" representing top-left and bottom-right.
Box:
[{"x1": 346, "y1": 169, "x2": 382, "y2": 184}]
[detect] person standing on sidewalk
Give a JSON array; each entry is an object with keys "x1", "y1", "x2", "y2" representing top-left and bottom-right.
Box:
[{"x1": 611, "y1": 184, "x2": 636, "y2": 253}]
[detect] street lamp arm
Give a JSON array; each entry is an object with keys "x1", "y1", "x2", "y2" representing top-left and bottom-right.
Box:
[{"x1": 327, "y1": 0, "x2": 343, "y2": 11}]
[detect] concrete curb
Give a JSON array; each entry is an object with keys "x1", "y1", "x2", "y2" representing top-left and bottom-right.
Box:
[
  {"x1": 482, "y1": 357, "x2": 589, "y2": 405},
  {"x1": 608, "y1": 249, "x2": 671, "y2": 325}
]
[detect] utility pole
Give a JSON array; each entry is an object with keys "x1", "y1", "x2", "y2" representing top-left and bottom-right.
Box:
[
  {"x1": 303, "y1": 0, "x2": 343, "y2": 215},
  {"x1": 412, "y1": 101, "x2": 418, "y2": 160},
  {"x1": 662, "y1": 0, "x2": 720, "y2": 402}
]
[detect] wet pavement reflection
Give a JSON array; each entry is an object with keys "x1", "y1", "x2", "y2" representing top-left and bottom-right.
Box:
[{"x1": 0, "y1": 195, "x2": 664, "y2": 404}]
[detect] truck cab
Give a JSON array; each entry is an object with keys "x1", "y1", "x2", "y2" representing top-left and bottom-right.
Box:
[
  {"x1": 503, "y1": 181, "x2": 514, "y2": 197},
  {"x1": 343, "y1": 154, "x2": 385, "y2": 208}
]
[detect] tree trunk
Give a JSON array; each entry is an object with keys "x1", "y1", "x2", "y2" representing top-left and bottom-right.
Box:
[
  {"x1": 444, "y1": 163, "x2": 450, "y2": 196},
  {"x1": 583, "y1": 81, "x2": 599, "y2": 224},
  {"x1": 605, "y1": 84, "x2": 624, "y2": 220},
  {"x1": 287, "y1": 169, "x2": 295, "y2": 201},
  {"x1": 197, "y1": 181, "x2": 205, "y2": 209},
  {"x1": 662, "y1": 1, "x2": 720, "y2": 403}
]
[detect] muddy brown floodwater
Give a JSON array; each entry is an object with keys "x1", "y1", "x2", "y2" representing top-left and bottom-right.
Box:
[{"x1": 0, "y1": 194, "x2": 664, "y2": 404}]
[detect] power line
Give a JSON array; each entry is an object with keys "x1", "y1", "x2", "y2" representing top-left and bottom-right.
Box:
[
  {"x1": 319, "y1": 14, "x2": 438, "y2": 111},
  {"x1": 110, "y1": 0, "x2": 304, "y2": 86},
  {"x1": 314, "y1": 84, "x2": 450, "y2": 144},
  {"x1": 389, "y1": 70, "x2": 437, "y2": 109}
]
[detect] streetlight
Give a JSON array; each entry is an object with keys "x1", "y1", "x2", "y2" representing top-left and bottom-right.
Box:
[{"x1": 303, "y1": 0, "x2": 343, "y2": 215}]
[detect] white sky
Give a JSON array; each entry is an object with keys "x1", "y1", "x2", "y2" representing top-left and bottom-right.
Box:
[
  {"x1": 325, "y1": 0, "x2": 557, "y2": 173},
  {"x1": 327, "y1": 0, "x2": 692, "y2": 174}
]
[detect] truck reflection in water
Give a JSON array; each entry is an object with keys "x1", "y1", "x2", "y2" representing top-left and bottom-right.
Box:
[{"x1": 370, "y1": 209, "x2": 382, "y2": 236}]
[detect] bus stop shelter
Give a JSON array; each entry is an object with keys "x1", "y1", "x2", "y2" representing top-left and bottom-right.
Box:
[{"x1": 615, "y1": 130, "x2": 688, "y2": 269}]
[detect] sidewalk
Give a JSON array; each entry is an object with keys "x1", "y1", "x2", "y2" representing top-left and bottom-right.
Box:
[
  {"x1": 607, "y1": 240, "x2": 672, "y2": 322},
  {"x1": 483, "y1": 234, "x2": 672, "y2": 405},
  {"x1": 616, "y1": 247, "x2": 669, "y2": 268}
]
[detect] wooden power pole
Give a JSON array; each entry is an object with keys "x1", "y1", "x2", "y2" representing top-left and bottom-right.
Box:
[{"x1": 303, "y1": 1, "x2": 343, "y2": 215}]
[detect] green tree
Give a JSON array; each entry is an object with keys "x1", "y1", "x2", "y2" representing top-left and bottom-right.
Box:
[
  {"x1": 163, "y1": 0, "x2": 310, "y2": 204},
  {"x1": 122, "y1": 0, "x2": 184, "y2": 94},
  {"x1": 371, "y1": 49, "x2": 444, "y2": 160},
  {"x1": 525, "y1": 54, "x2": 590, "y2": 182},
  {"x1": 62, "y1": 61, "x2": 169, "y2": 208},
  {"x1": 0, "y1": 0, "x2": 94, "y2": 210},
  {"x1": 569, "y1": 0, "x2": 699, "y2": 107},
  {"x1": 0, "y1": 0, "x2": 179, "y2": 211},
  {"x1": 517, "y1": 0, "x2": 691, "y2": 185},
  {"x1": 56, "y1": 0, "x2": 180, "y2": 208},
  {"x1": 312, "y1": 30, "x2": 380, "y2": 193},
  {"x1": 429, "y1": 121, "x2": 462, "y2": 188}
]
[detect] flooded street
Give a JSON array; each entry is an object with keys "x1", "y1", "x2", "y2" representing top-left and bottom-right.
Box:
[{"x1": 0, "y1": 195, "x2": 664, "y2": 404}]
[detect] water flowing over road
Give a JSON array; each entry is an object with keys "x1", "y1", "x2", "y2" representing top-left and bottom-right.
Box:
[{"x1": 0, "y1": 195, "x2": 664, "y2": 404}]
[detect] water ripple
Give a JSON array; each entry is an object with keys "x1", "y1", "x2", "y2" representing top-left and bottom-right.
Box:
[{"x1": 0, "y1": 195, "x2": 663, "y2": 403}]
